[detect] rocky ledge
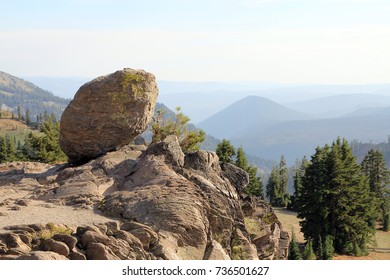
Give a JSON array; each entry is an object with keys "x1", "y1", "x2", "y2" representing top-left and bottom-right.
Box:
[{"x1": 0, "y1": 136, "x2": 289, "y2": 260}]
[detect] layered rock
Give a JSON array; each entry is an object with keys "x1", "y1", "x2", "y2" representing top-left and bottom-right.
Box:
[
  {"x1": 60, "y1": 68, "x2": 158, "y2": 163},
  {"x1": 0, "y1": 135, "x2": 289, "y2": 260}
]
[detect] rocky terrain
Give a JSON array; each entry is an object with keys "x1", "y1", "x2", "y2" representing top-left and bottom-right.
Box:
[{"x1": 0, "y1": 68, "x2": 289, "y2": 260}]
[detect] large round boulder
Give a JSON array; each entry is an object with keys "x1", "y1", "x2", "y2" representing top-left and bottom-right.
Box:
[{"x1": 60, "y1": 68, "x2": 158, "y2": 163}]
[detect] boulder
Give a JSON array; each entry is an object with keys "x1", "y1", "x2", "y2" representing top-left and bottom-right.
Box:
[
  {"x1": 60, "y1": 68, "x2": 159, "y2": 163},
  {"x1": 52, "y1": 234, "x2": 78, "y2": 251},
  {"x1": 41, "y1": 238, "x2": 70, "y2": 256}
]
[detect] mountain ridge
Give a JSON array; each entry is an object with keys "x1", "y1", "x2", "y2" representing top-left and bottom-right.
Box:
[
  {"x1": 198, "y1": 95, "x2": 309, "y2": 139},
  {"x1": 0, "y1": 71, "x2": 70, "y2": 120}
]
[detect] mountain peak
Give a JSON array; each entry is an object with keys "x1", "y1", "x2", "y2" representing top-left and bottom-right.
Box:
[{"x1": 198, "y1": 95, "x2": 307, "y2": 139}]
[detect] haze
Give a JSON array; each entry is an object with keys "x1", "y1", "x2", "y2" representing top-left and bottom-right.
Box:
[{"x1": 1, "y1": 0, "x2": 390, "y2": 85}]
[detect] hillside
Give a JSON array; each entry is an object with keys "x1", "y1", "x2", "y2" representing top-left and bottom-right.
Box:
[
  {"x1": 0, "y1": 71, "x2": 70, "y2": 120},
  {"x1": 198, "y1": 95, "x2": 308, "y2": 139},
  {"x1": 0, "y1": 116, "x2": 39, "y2": 145}
]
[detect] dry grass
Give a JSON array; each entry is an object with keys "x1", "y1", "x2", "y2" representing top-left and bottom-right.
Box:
[
  {"x1": 274, "y1": 207, "x2": 390, "y2": 260},
  {"x1": 0, "y1": 118, "x2": 37, "y2": 144},
  {"x1": 273, "y1": 207, "x2": 305, "y2": 242}
]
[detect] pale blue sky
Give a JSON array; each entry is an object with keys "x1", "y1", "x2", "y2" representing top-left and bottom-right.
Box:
[{"x1": 1, "y1": 0, "x2": 390, "y2": 83}]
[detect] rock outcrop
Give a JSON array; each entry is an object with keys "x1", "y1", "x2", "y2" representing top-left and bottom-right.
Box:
[
  {"x1": 0, "y1": 137, "x2": 289, "y2": 260},
  {"x1": 0, "y1": 69, "x2": 289, "y2": 260},
  {"x1": 60, "y1": 68, "x2": 158, "y2": 163}
]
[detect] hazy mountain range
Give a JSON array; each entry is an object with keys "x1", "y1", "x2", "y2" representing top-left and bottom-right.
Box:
[
  {"x1": 198, "y1": 94, "x2": 390, "y2": 164},
  {"x1": 5, "y1": 72, "x2": 390, "y2": 167}
]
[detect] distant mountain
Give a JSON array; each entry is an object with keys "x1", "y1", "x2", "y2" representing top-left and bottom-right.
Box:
[
  {"x1": 0, "y1": 71, "x2": 70, "y2": 120},
  {"x1": 25, "y1": 76, "x2": 90, "y2": 99},
  {"x1": 198, "y1": 95, "x2": 308, "y2": 139},
  {"x1": 232, "y1": 114, "x2": 390, "y2": 164},
  {"x1": 285, "y1": 94, "x2": 390, "y2": 118},
  {"x1": 343, "y1": 106, "x2": 390, "y2": 118}
]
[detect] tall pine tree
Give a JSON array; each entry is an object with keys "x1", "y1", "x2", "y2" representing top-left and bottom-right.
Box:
[
  {"x1": 361, "y1": 149, "x2": 390, "y2": 228},
  {"x1": 297, "y1": 138, "x2": 376, "y2": 256}
]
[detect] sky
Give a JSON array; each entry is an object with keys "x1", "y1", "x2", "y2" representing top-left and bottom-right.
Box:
[{"x1": 1, "y1": 0, "x2": 390, "y2": 84}]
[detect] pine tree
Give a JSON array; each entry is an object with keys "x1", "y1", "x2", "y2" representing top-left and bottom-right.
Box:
[
  {"x1": 17, "y1": 105, "x2": 21, "y2": 120},
  {"x1": 266, "y1": 156, "x2": 289, "y2": 207},
  {"x1": 323, "y1": 235, "x2": 334, "y2": 260},
  {"x1": 297, "y1": 138, "x2": 376, "y2": 256},
  {"x1": 4, "y1": 134, "x2": 16, "y2": 161},
  {"x1": 245, "y1": 166, "x2": 264, "y2": 198},
  {"x1": 288, "y1": 231, "x2": 302, "y2": 260},
  {"x1": 279, "y1": 155, "x2": 289, "y2": 206},
  {"x1": 151, "y1": 107, "x2": 205, "y2": 153},
  {"x1": 22, "y1": 116, "x2": 67, "y2": 163},
  {"x1": 0, "y1": 136, "x2": 7, "y2": 162},
  {"x1": 216, "y1": 139, "x2": 236, "y2": 163},
  {"x1": 235, "y1": 147, "x2": 264, "y2": 198},
  {"x1": 303, "y1": 240, "x2": 316, "y2": 260},
  {"x1": 289, "y1": 157, "x2": 309, "y2": 211},
  {"x1": 25, "y1": 109, "x2": 31, "y2": 126},
  {"x1": 361, "y1": 149, "x2": 390, "y2": 228},
  {"x1": 266, "y1": 166, "x2": 280, "y2": 205},
  {"x1": 235, "y1": 147, "x2": 248, "y2": 170},
  {"x1": 383, "y1": 214, "x2": 389, "y2": 231}
]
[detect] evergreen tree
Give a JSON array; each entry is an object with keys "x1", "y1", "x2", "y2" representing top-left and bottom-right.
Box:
[
  {"x1": 151, "y1": 107, "x2": 205, "y2": 153},
  {"x1": 288, "y1": 231, "x2": 302, "y2": 260},
  {"x1": 17, "y1": 105, "x2": 21, "y2": 120},
  {"x1": 383, "y1": 214, "x2": 389, "y2": 231},
  {"x1": 266, "y1": 166, "x2": 280, "y2": 205},
  {"x1": 25, "y1": 108, "x2": 31, "y2": 126},
  {"x1": 323, "y1": 235, "x2": 334, "y2": 260},
  {"x1": 245, "y1": 166, "x2": 264, "y2": 198},
  {"x1": 216, "y1": 139, "x2": 236, "y2": 163},
  {"x1": 0, "y1": 136, "x2": 7, "y2": 162},
  {"x1": 297, "y1": 138, "x2": 376, "y2": 256},
  {"x1": 316, "y1": 235, "x2": 324, "y2": 260},
  {"x1": 235, "y1": 147, "x2": 248, "y2": 169},
  {"x1": 235, "y1": 147, "x2": 264, "y2": 198},
  {"x1": 303, "y1": 240, "x2": 316, "y2": 260},
  {"x1": 279, "y1": 155, "x2": 289, "y2": 206},
  {"x1": 4, "y1": 134, "x2": 16, "y2": 161},
  {"x1": 266, "y1": 156, "x2": 289, "y2": 207},
  {"x1": 22, "y1": 115, "x2": 67, "y2": 163},
  {"x1": 361, "y1": 149, "x2": 390, "y2": 228},
  {"x1": 289, "y1": 157, "x2": 309, "y2": 211}
]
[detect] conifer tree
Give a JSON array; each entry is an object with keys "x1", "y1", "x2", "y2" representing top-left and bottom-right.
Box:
[
  {"x1": 151, "y1": 107, "x2": 205, "y2": 153},
  {"x1": 235, "y1": 147, "x2": 264, "y2": 198},
  {"x1": 25, "y1": 109, "x2": 31, "y2": 126},
  {"x1": 266, "y1": 156, "x2": 289, "y2": 207},
  {"x1": 288, "y1": 231, "x2": 302, "y2": 260},
  {"x1": 361, "y1": 149, "x2": 390, "y2": 228},
  {"x1": 266, "y1": 166, "x2": 280, "y2": 205},
  {"x1": 289, "y1": 157, "x2": 309, "y2": 211},
  {"x1": 0, "y1": 136, "x2": 7, "y2": 162},
  {"x1": 323, "y1": 235, "x2": 334, "y2": 260},
  {"x1": 22, "y1": 115, "x2": 66, "y2": 163},
  {"x1": 383, "y1": 214, "x2": 389, "y2": 231},
  {"x1": 303, "y1": 240, "x2": 316, "y2": 260},
  {"x1": 235, "y1": 147, "x2": 248, "y2": 170},
  {"x1": 216, "y1": 139, "x2": 236, "y2": 163},
  {"x1": 279, "y1": 155, "x2": 289, "y2": 206},
  {"x1": 297, "y1": 138, "x2": 376, "y2": 256}
]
